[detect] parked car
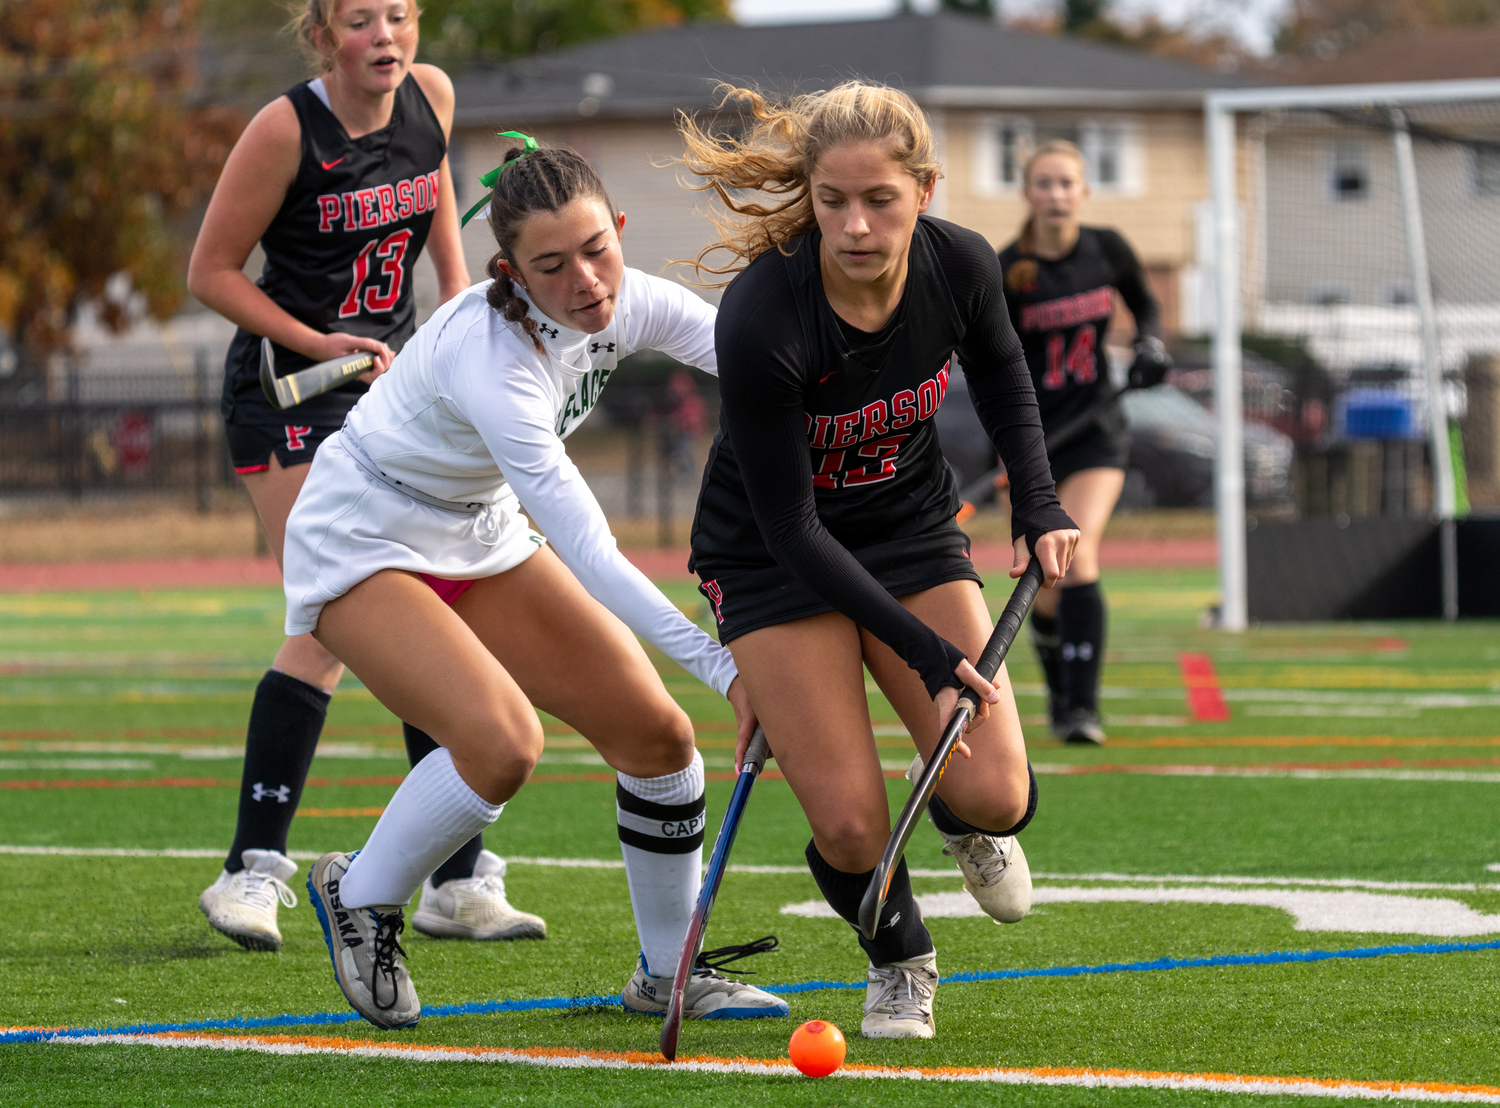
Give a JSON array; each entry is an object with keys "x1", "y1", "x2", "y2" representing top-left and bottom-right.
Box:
[{"x1": 936, "y1": 375, "x2": 1294, "y2": 510}]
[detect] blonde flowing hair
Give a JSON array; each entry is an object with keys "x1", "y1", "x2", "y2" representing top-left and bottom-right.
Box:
[{"x1": 674, "y1": 81, "x2": 942, "y2": 286}]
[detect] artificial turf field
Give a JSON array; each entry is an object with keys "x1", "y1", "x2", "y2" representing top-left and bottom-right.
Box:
[{"x1": 2, "y1": 566, "x2": 1499, "y2": 1106}]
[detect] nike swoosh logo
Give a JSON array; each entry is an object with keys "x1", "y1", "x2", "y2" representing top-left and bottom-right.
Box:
[
  {"x1": 818, "y1": 371, "x2": 838, "y2": 383},
  {"x1": 321, "y1": 157, "x2": 345, "y2": 170}
]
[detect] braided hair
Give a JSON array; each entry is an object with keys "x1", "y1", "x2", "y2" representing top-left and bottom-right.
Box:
[{"x1": 484, "y1": 144, "x2": 617, "y2": 353}]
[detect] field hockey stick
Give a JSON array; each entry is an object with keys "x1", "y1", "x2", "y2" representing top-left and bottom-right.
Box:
[
  {"x1": 259, "y1": 337, "x2": 376, "y2": 411},
  {"x1": 660, "y1": 725, "x2": 772, "y2": 1062},
  {"x1": 857, "y1": 558, "x2": 1045, "y2": 941},
  {"x1": 957, "y1": 383, "x2": 1134, "y2": 515}
]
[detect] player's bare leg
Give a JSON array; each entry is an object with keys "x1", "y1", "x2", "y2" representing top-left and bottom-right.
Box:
[
  {"x1": 731, "y1": 615, "x2": 950, "y2": 1038},
  {"x1": 1030, "y1": 466, "x2": 1125, "y2": 744},
  {"x1": 863, "y1": 580, "x2": 1037, "y2": 925},
  {"x1": 450, "y1": 548, "x2": 786, "y2": 1019}
]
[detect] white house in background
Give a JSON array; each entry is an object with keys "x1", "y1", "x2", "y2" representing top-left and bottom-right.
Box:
[
  {"x1": 1238, "y1": 29, "x2": 1500, "y2": 374},
  {"x1": 68, "y1": 13, "x2": 1265, "y2": 376},
  {"x1": 447, "y1": 12, "x2": 1262, "y2": 339}
]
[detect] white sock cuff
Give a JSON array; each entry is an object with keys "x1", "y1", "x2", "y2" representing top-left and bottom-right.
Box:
[
  {"x1": 406, "y1": 746, "x2": 504, "y2": 834},
  {"x1": 616, "y1": 749, "x2": 704, "y2": 806}
]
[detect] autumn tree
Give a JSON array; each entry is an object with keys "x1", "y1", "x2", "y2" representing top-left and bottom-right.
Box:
[
  {"x1": 0, "y1": 0, "x2": 241, "y2": 354},
  {"x1": 1274, "y1": 0, "x2": 1500, "y2": 58},
  {"x1": 418, "y1": 0, "x2": 731, "y2": 63}
]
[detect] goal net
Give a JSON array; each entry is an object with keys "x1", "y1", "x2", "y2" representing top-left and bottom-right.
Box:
[{"x1": 1205, "y1": 80, "x2": 1500, "y2": 624}]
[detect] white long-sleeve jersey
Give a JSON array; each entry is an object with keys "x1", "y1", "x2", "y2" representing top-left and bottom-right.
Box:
[{"x1": 346, "y1": 269, "x2": 736, "y2": 696}]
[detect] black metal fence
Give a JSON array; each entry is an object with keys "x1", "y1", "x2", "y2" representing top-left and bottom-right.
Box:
[{"x1": 0, "y1": 353, "x2": 231, "y2": 510}]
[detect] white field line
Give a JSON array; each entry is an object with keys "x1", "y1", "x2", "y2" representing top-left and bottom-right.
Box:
[
  {"x1": 1011, "y1": 684, "x2": 1500, "y2": 707},
  {"x1": 5, "y1": 847, "x2": 1498, "y2": 893},
  {"x1": 1031, "y1": 764, "x2": 1500, "y2": 783},
  {"x1": 32, "y1": 1032, "x2": 1500, "y2": 1102}
]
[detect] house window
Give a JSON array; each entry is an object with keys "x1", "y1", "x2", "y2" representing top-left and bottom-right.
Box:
[
  {"x1": 977, "y1": 116, "x2": 1141, "y2": 196},
  {"x1": 1329, "y1": 141, "x2": 1369, "y2": 200},
  {"x1": 975, "y1": 116, "x2": 1034, "y2": 194},
  {"x1": 1474, "y1": 145, "x2": 1500, "y2": 196},
  {"x1": 1079, "y1": 122, "x2": 1126, "y2": 188},
  {"x1": 997, "y1": 120, "x2": 1031, "y2": 186}
]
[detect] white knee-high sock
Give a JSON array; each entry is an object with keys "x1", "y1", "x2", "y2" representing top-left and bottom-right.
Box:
[
  {"x1": 340, "y1": 747, "x2": 503, "y2": 909},
  {"x1": 616, "y1": 750, "x2": 705, "y2": 976}
]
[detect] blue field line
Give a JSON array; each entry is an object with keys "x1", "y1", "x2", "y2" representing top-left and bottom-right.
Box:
[{"x1": 6, "y1": 939, "x2": 1500, "y2": 1045}]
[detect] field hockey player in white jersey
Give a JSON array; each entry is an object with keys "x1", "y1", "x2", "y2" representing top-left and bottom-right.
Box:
[{"x1": 285, "y1": 136, "x2": 790, "y2": 1030}]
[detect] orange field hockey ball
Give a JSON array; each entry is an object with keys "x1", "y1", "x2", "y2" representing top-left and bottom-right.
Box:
[{"x1": 788, "y1": 1019, "x2": 847, "y2": 1077}]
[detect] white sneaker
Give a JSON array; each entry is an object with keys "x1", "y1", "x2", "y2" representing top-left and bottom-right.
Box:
[
  {"x1": 306, "y1": 851, "x2": 420, "y2": 1030},
  {"x1": 909, "y1": 754, "x2": 1033, "y2": 924},
  {"x1": 198, "y1": 848, "x2": 299, "y2": 952},
  {"x1": 411, "y1": 850, "x2": 547, "y2": 941},
  {"x1": 862, "y1": 952, "x2": 937, "y2": 1039},
  {"x1": 943, "y1": 832, "x2": 1032, "y2": 923},
  {"x1": 621, "y1": 955, "x2": 790, "y2": 1020}
]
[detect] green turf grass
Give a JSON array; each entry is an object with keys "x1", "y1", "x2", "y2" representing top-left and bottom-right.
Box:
[{"x1": 4, "y1": 570, "x2": 1500, "y2": 1104}]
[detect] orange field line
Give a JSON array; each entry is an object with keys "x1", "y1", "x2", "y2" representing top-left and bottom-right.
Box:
[{"x1": 25, "y1": 1029, "x2": 1500, "y2": 1101}]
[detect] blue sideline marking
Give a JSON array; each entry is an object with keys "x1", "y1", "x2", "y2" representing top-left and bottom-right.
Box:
[{"x1": 7, "y1": 939, "x2": 1499, "y2": 1045}]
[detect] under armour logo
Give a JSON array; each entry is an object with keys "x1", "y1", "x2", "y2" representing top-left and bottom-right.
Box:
[
  {"x1": 537, "y1": 323, "x2": 559, "y2": 338},
  {"x1": 590, "y1": 341, "x2": 616, "y2": 353},
  {"x1": 1061, "y1": 642, "x2": 1094, "y2": 662},
  {"x1": 252, "y1": 782, "x2": 291, "y2": 804}
]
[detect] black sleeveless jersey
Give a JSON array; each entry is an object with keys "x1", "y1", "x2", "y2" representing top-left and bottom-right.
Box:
[
  {"x1": 221, "y1": 75, "x2": 446, "y2": 426},
  {"x1": 692, "y1": 215, "x2": 1072, "y2": 695},
  {"x1": 996, "y1": 226, "x2": 1159, "y2": 438}
]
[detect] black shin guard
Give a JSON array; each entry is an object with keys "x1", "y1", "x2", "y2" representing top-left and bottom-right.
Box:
[
  {"x1": 224, "y1": 670, "x2": 330, "y2": 873},
  {"x1": 927, "y1": 763, "x2": 1039, "y2": 838},
  {"x1": 805, "y1": 841, "x2": 932, "y2": 967},
  {"x1": 403, "y1": 722, "x2": 484, "y2": 887},
  {"x1": 1059, "y1": 582, "x2": 1105, "y2": 713},
  {"x1": 1029, "y1": 611, "x2": 1065, "y2": 719}
]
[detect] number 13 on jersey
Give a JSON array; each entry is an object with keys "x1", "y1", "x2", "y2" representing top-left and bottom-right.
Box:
[
  {"x1": 812, "y1": 434, "x2": 910, "y2": 490},
  {"x1": 338, "y1": 229, "x2": 412, "y2": 318}
]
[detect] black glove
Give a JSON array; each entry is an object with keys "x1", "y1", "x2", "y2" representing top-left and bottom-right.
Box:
[{"x1": 1128, "y1": 335, "x2": 1172, "y2": 389}]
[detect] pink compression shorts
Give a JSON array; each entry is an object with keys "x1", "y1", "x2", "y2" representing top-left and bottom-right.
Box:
[{"x1": 417, "y1": 573, "x2": 476, "y2": 606}]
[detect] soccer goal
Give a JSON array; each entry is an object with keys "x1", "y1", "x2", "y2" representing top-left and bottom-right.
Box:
[{"x1": 1205, "y1": 79, "x2": 1500, "y2": 626}]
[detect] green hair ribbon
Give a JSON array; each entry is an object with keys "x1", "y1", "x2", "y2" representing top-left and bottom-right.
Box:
[{"x1": 460, "y1": 131, "x2": 540, "y2": 227}]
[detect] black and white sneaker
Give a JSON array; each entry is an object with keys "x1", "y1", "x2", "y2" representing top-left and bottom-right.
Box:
[
  {"x1": 306, "y1": 852, "x2": 419, "y2": 1030},
  {"x1": 1052, "y1": 707, "x2": 1106, "y2": 745}
]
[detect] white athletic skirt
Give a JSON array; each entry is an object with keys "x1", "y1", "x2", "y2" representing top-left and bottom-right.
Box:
[{"x1": 282, "y1": 434, "x2": 545, "y2": 636}]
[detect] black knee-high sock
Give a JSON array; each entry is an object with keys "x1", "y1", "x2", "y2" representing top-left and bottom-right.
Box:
[
  {"x1": 1059, "y1": 582, "x2": 1105, "y2": 713},
  {"x1": 403, "y1": 722, "x2": 484, "y2": 887},
  {"x1": 927, "y1": 763, "x2": 1039, "y2": 838},
  {"x1": 1029, "y1": 611, "x2": 1065, "y2": 720},
  {"x1": 224, "y1": 670, "x2": 330, "y2": 873},
  {"x1": 805, "y1": 841, "x2": 932, "y2": 967}
]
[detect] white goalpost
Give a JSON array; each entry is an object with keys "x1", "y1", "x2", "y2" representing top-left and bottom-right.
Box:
[{"x1": 1205, "y1": 79, "x2": 1500, "y2": 628}]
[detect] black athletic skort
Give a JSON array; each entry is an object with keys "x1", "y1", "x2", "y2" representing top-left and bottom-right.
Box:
[
  {"x1": 225, "y1": 414, "x2": 345, "y2": 474},
  {"x1": 696, "y1": 521, "x2": 982, "y2": 646},
  {"x1": 1047, "y1": 403, "x2": 1130, "y2": 484}
]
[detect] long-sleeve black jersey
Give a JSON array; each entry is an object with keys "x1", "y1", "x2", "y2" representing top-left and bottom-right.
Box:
[
  {"x1": 221, "y1": 75, "x2": 446, "y2": 427},
  {"x1": 997, "y1": 226, "x2": 1159, "y2": 436},
  {"x1": 692, "y1": 215, "x2": 1074, "y2": 696}
]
